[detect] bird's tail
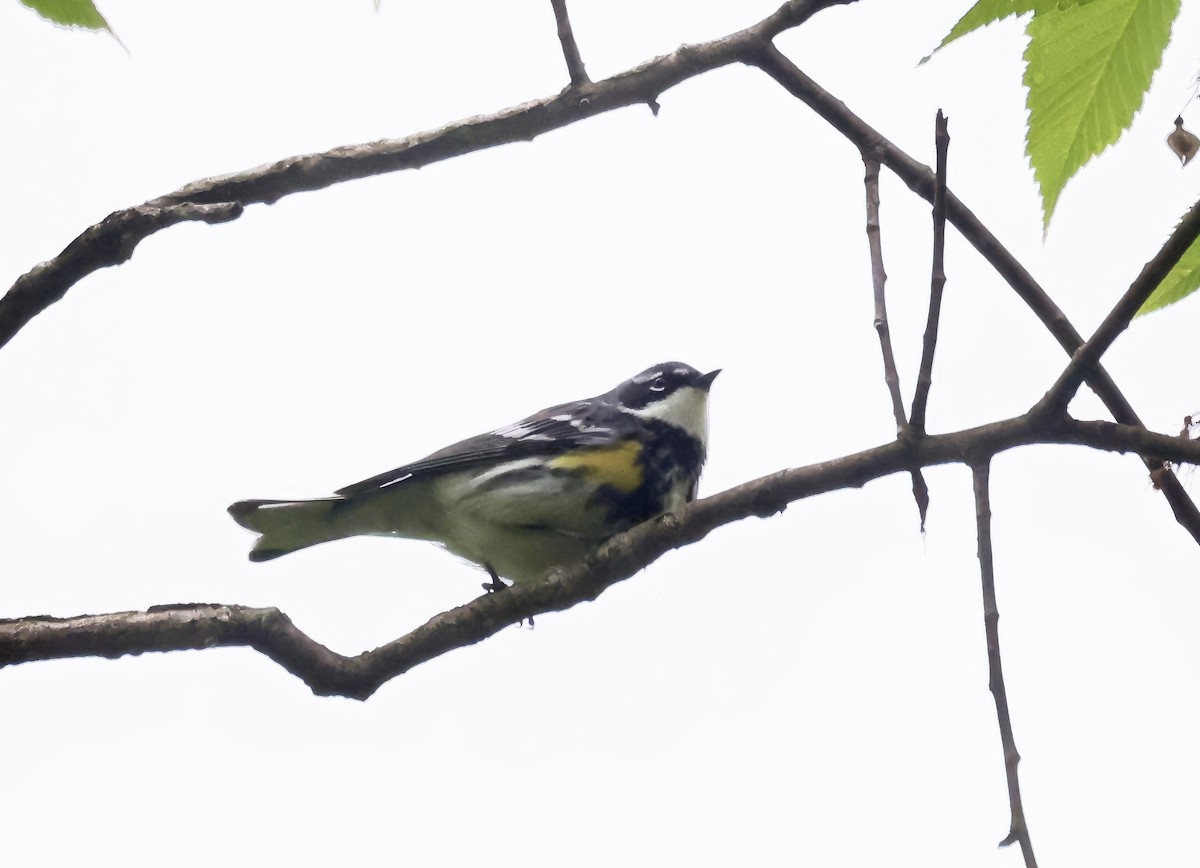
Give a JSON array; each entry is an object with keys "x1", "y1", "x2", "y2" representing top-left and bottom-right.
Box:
[{"x1": 228, "y1": 498, "x2": 350, "y2": 562}]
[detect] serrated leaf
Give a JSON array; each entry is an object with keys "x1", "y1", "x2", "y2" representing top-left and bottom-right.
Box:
[
  {"x1": 921, "y1": 0, "x2": 1053, "y2": 64},
  {"x1": 1024, "y1": 0, "x2": 1179, "y2": 228},
  {"x1": 19, "y1": 0, "x2": 110, "y2": 31},
  {"x1": 1138, "y1": 228, "x2": 1200, "y2": 315}
]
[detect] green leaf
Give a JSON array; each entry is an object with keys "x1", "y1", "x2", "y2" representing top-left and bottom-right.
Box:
[
  {"x1": 1024, "y1": 0, "x2": 1179, "y2": 228},
  {"x1": 1138, "y1": 227, "x2": 1200, "y2": 315},
  {"x1": 18, "y1": 0, "x2": 110, "y2": 31},
  {"x1": 921, "y1": 0, "x2": 1052, "y2": 64}
]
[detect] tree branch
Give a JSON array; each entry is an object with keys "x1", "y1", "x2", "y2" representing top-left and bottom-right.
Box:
[
  {"x1": 0, "y1": 0, "x2": 855, "y2": 351},
  {"x1": 862, "y1": 152, "x2": 929, "y2": 528},
  {"x1": 972, "y1": 463, "x2": 1038, "y2": 867},
  {"x1": 910, "y1": 110, "x2": 949, "y2": 435},
  {"x1": 862, "y1": 155, "x2": 907, "y2": 432},
  {"x1": 1034, "y1": 194, "x2": 1200, "y2": 417},
  {"x1": 1, "y1": 203, "x2": 242, "y2": 349},
  {"x1": 750, "y1": 44, "x2": 1200, "y2": 545},
  {"x1": 549, "y1": 0, "x2": 589, "y2": 86},
  {"x1": 5, "y1": 413, "x2": 1199, "y2": 698}
]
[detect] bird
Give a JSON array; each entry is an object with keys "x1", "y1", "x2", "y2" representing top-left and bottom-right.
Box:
[{"x1": 228, "y1": 362, "x2": 719, "y2": 587}]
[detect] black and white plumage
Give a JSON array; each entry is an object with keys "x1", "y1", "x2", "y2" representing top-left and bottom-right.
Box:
[{"x1": 228, "y1": 363, "x2": 719, "y2": 585}]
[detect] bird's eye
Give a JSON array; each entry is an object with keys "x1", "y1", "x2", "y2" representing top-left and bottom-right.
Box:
[{"x1": 650, "y1": 377, "x2": 666, "y2": 392}]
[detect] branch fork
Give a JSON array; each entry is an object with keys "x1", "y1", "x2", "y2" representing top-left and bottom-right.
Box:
[{"x1": 4, "y1": 5, "x2": 1200, "y2": 865}]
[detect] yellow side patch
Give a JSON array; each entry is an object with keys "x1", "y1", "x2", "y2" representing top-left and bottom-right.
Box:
[{"x1": 550, "y1": 441, "x2": 643, "y2": 493}]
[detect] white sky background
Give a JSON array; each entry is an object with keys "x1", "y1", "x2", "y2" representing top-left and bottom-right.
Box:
[{"x1": 2, "y1": 0, "x2": 1200, "y2": 864}]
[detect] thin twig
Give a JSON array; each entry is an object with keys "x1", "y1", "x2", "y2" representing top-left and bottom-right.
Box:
[
  {"x1": 6, "y1": 413, "x2": 1200, "y2": 697},
  {"x1": 971, "y1": 463, "x2": 1038, "y2": 868},
  {"x1": 862, "y1": 155, "x2": 908, "y2": 432},
  {"x1": 862, "y1": 153, "x2": 930, "y2": 527},
  {"x1": 1034, "y1": 194, "x2": 1200, "y2": 418},
  {"x1": 909, "y1": 466, "x2": 930, "y2": 533},
  {"x1": 751, "y1": 44, "x2": 1200, "y2": 546},
  {"x1": 549, "y1": 0, "x2": 590, "y2": 86},
  {"x1": 911, "y1": 110, "x2": 949, "y2": 434}
]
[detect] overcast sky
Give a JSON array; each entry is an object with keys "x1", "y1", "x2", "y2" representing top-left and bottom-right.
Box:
[{"x1": 3, "y1": 1, "x2": 1200, "y2": 865}]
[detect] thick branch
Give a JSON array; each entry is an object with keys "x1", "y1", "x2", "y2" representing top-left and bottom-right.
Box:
[
  {"x1": 4, "y1": 413, "x2": 1200, "y2": 698},
  {"x1": 0, "y1": 0, "x2": 854, "y2": 351},
  {"x1": 751, "y1": 44, "x2": 1200, "y2": 545},
  {"x1": 1, "y1": 203, "x2": 242, "y2": 348}
]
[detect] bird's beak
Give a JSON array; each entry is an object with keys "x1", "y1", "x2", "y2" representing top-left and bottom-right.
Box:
[{"x1": 698, "y1": 369, "x2": 721, "y2": 390}]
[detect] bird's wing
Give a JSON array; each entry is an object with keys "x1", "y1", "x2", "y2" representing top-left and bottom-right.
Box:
[{"x1": 333, "y1": 401, "x2": 617, "y2": 498}]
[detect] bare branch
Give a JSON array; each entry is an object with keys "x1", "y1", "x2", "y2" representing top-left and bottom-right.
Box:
[
  {"x1": 0, "y1": 0, "x2": 855, "y2": 352},
  {"x1": 549, "y1": 0, "x2": 589, "y2": 86},
  {"x1": 862, "y1": 152, "x2": 929, "y2": 528},
  {"x1": 1, "y1": 203, "x2": 242, "y2": 350},
  {"x1": 971, "y1": 463, "x2": 1038, "y2": 868},
  {"x1": 5, "y1": 413, "x2": 1200, "y2": 698},
  {"x1": 1034, "y1": 194, "x2": 1200, "y2": 417},
  {"x1": 751, "y1": 44, "x2": 1200, "y2": 545},
  {"x1": 911, "y1": 110, "x2": 949, "y2": 435},
  {"x1": 909, "y1": 468, "x2": 931, "y2": 534},
  {"x1": 862, "y1": 155, "x2": 908, "y2": 432}
]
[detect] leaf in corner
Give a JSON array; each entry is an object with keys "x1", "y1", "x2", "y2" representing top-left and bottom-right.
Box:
[
  {"x1": 1138, "y1": 228, "x2": 1200, "y2": 316},
  {"x1": 19, "y1": 0, "x2": 111, "y2": 31},
  {"x1": 921, "y1": 0, "x2": 1052, "y2": 64},
  {"x1": 1024, "y1": 0, "x2": 1179, "y2": 228}
]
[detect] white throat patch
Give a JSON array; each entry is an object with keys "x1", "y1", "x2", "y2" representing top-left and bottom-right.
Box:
[{"x1": 625, "y1": 385, "x2": 709, "y2": 444}]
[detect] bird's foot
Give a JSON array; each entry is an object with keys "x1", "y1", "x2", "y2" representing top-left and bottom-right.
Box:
[
  {"x1": 481, "y1": 563, "x2": 508, "y2": 593},
  {"x1": 481, "y1": 564, "x2": 533, "y2": 628}
]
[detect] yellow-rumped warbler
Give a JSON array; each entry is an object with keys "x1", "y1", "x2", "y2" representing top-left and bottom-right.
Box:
[{"x1": 229, "y1": 363, "x2": 719, "y2": 585}]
